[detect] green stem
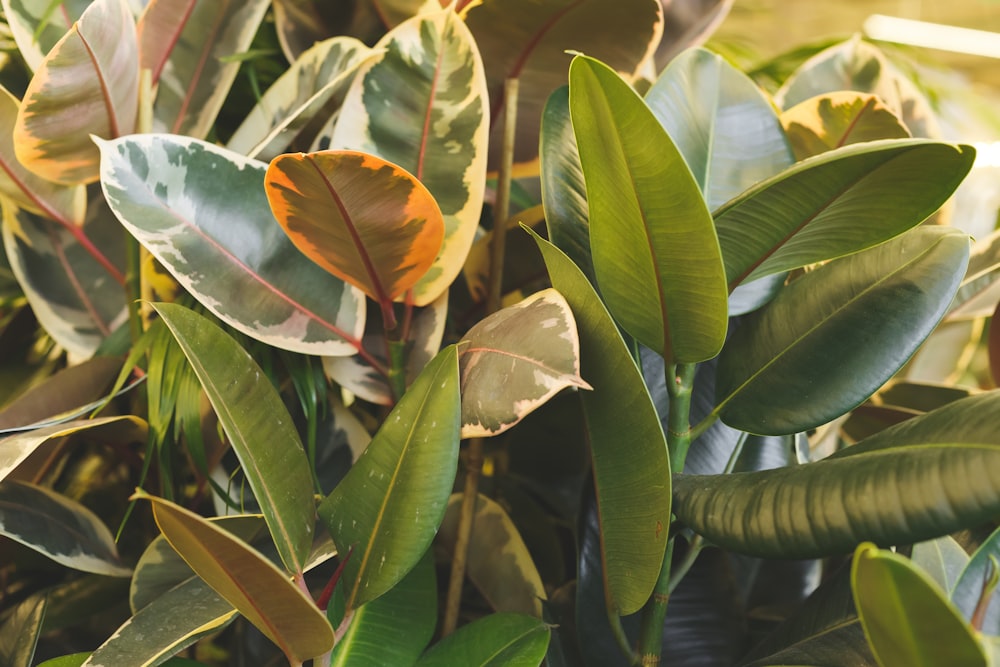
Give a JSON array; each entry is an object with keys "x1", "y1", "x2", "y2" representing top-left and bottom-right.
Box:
[
  {"x1": 386, "y1": 338, "x2": 407, "y2": 403},
  {"x1": 608, "y1": 605, "x2": 638, "y2": 665},
  {"x1": 667, "y1": 534, "x2": 704, "y2": 595}
]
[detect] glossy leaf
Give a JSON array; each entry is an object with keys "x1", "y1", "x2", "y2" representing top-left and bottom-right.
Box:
[
  {"x1": 330, "y1": 9, "x2": 489, "y2": 305},
  {"x1": 136, "y1": 0, "x2": 196, "y2": 85},
  {"x1": 2, "y1": 0, "x2": 89, "y2": 71},
  {"x1": 569, "y1": 55, "x2": 728, "y2": 362},
  {"x1": 533, "y1": 229, "x2": 670, "y2": 614},
  {"x1": 153, "y1": 303, "x2": 315, "y2": 575},
  {"x1": 265, "y1": 150, "x2": 445, "y2": 307},
  {"x1": 136, "y1": 491, "x2": 335, "y2": 664},
  {"x1": 0, "y1": 594, "x2": 46, "y2": 667},
  {"x1": 319, "y1": 345, "x2": 460, "y2": 609},
  {"x1": 0, "y1": 479, "x2": 131, "y2": 576},
  {"x1": 227, "y1": 36, "x2": 375, "y2": 161},
  {"x1": 717, "y1": 227, "x2": 970, "y2": 435},
  {"x1": 13, "y1": 0, "x2": 138, "y2": 184},
  {"x1": 654, "y1": 0, "x2": 732, "y2": 69},
  {"x1": 458, "y1": 288, "x2": 589, "y2": 438},
  {"x1": 953, "y1": 525, "x2": 1000, "y2": 635},
  {"x1": 414, "y1": 613, "x2": 550, "y2": 667},
  {"x1": 151, "y1": 0, "x2": 269, "y2": 139},
  {"x1": 780, "y1": 91, "x2": 910, "y2": 160},
  {"x1": 912, "y1": 534, "x2": 970, "y2": 596},
  {"x1": 99, "y1": 134, "x2": 365, "y2": 356},
  {"x1": 852, "y1": 543, "x2": 986, "y2": 667},
  {"x1": 948, "y1": 229, "x2": 1000, "y2": 321},
  {"x1": 715, "y1": 139, "x2": 974, "y2": 290},
  {"x1": 462, "y1": 0, "x2": 662, "y2": 169},
  {"x1": 438, "y1": 493, "x2": 545, "y2": 616}
]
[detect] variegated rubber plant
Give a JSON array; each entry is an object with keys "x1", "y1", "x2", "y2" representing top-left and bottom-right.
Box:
[{"x1": 1, "y1": 1, "x2": 1000, "y2": 666}]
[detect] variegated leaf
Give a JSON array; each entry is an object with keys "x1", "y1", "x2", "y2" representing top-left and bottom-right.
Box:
[
  {"x1": 265, "y1": 150, "x2": 445, "y2": 310},
  {"x1": 328, "y1": 9, "x2": 489, "y2": 305},
  {"x1": 13, "y1": 0, "x2": 138, "y2": 184},
  {"x1": 3, "y1": 202, "x2": 127, "y2": 358},
  {"x1": 0, "y1": 85, "x2": 85, "y2": 224},
  {"x1": 459, "y1": 288, "x2": 591, "y2": 437},
  {"x1": 151, "y1": 0, "x2": 269, "y2": 139},
  {"x1": 98, "y1": 134, "x2": 366, "y2": 357},
  {"x1": 135, "y1": 0, "x2": 195, "y2": 85},
  {"x1": 781, "y1": 91, "x2": 911, "y2": 160},
  {"x1": 1, "y1": 0, "x2": 90, "y2": 71},
  {"x1": 324, "y1": 290, "x2": 448, "y2": 405},
  {"x1": 0, "y1": 479, "x2": 132, "y2": 576},
  {"x1": 228, "y1": 36, "x2": 376, "y2": 161}
]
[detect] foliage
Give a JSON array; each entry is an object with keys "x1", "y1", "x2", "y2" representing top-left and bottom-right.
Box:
[{"x1": 0, "y1": 1, "x2": 998, "y2": 666}]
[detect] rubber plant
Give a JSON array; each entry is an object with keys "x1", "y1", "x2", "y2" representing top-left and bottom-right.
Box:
[{"x1": 0, "y1": 1, "x2": 1000, "y2": 667}]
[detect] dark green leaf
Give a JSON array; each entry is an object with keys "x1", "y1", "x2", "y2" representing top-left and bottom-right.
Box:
[{"x1": 415, "y1": 613, "x2": 550, "y2": 667}]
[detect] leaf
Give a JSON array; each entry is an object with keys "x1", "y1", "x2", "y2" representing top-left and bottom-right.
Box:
[
  {"x1": 654, "y1": 0, "x2": 732, "y2": 69},
  {"x1": 98, "y1": 134, "x2": 365, "y2": 357},
  {"x1": 953, "y1": 525, "x2": 1000, "y2": 635},
  {"x1": 438, "y1": 493, "x2": 545, "y2": 616},
  {"x1": 151, "y1": 0, "x2": 270, "y2": 139},
  {"x1": 462, "y1": 0, "x2": 662, "y2": 169},
  {"x1": 0, "y1": 594, "x2": 47, "y2": 667},
  {"x1": 458, "y1": 288, "x2": 589, "y2": 438},
  {"x1": 533, "y1": 229, "x2": 671, "y2": 614},
  {"x1": 852, "y1": 543, "x2": 986, "y2": 667},
  {"x1": 227, "y1": 36, "x2": 376, "y2": 161},
  {"x1": 135, "y1": 491, "x2": 335, "y2": 664},
  {"x1": 414, "y1": 613, "x2": 550, "y2": 667},
  {"x1": 716, "y1": 227, "x2": 970, "y2": 435},
  {"x1": 0, "y1": 479, "x2": 131, "y2": 576},
  {"x1": 135, "y1": 0, "x2": 195, "y2": 85},
  {"x1": 330, "y1": 551, "x2": 436, "y2": 666},
  {"x1": 329, "y1": 9, "x2": 489, "y2": 305},
  {"x1": 911, "y1": 535, "x2": 970, "y2": 596},
  {"x1": 13, "y1": 0, "x2": 138, "y2": 184},
  {"x1": 569, "y1": 55, "x2": 728, "y2": 363},
  {"x1": 318, "y1": 345, "x2": 460, "y2": 609},
  {"x1": 948, "y1": 228, "x2": 1000, "y2": 321},
  {"x1": 265, "y1": 150, "x2": 445, "y2": 309},
  {"x1": 715, "y1": 139, "x2": 975, "y2": 290},
  {"x1": 0, "y1": 356, "x2": 123, "y2": 430},
  {"x1": 780, "y1": 91, "x2": 911, "y2": 160},
  {"x1": 1, "y1": 0, "x2": 89, "y2": 71},
  {"x1": 153, "y1": 303, "x2": 316, "y2": 575}
]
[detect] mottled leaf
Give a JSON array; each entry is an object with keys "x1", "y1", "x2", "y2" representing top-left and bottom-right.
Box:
[
  {"x1": 136, "y1": 0, "x2": 194, "y2": 85},
  {"x1": 1, "y1": 0, "x2": 90, "y2": 71},
  {"x1": 13, "y1": 0, "x2": 138, "y2": 184},
  {"x1": 0, "y1": 594, "x2": 46, "y2": 667},
  {"x1": 780, "y1": 91, "x2": 911, "y2": 160},
  {"x1": 414, "y1": 613, "x2": 550, "y2": 667}
]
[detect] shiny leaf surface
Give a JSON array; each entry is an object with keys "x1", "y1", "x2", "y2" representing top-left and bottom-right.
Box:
[
  {"x1": 2, "y1": 0, "x2": 89, "y2": 71},
  {"x1": 780, "y1": 91, "x2": 910, "y2": 160},
  {"x1": 0, "y1": 594, "x2": 46, "y2": 666},
  {"x1": 414, "y1": 613, "x2": 550, "y2": 667}
]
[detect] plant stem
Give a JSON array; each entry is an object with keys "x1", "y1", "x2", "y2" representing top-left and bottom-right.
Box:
[
  {"x1": 386, "y1": 338, "x2": 407, "y2": 403},
  {"x1": 443, "y1": 76, "x2": 519, "y2": 636}
]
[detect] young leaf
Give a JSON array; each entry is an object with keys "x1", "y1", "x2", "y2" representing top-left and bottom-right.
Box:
[
  {"x1": 152, "y1": 303, "x2": 316, "y2": 576},
  {"x1": 13, "y1": 0, "x2": 138, "y2": 184},
  {"x1": 135, "y1": 491, "x2": 335, "y2": 664},
  {"x1": 0, "y1": 594, "x2": 47, "y2": 667},
  {"x1": 780, "y1": 91, "x2": 911, "y2": 160},
  {"x1": 458, "y1": 288, "x2": 590, "y2": 438},
  {"x1": 569, "y1": 55, "x2": 728, "y2": 363},
  {"x1": 98, "y1": 134, "x2": 365, "y2": 357},
  {"x1": 318, "y1": 345, "x2": 460, "y2": 610},
  {"x1": 414, "y1": 612, "x2": 550, "y2": 667},
  {"x1": 265, "y1": 150, "x2": 445, "y2": 310}
]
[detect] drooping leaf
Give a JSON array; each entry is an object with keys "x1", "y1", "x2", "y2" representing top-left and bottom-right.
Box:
[
  {"x1": 151, "y1": 0, "x2": 270, "y2": 139},
  {"x1": 458, "y1": 288, "x2": 589, "y2": 438},
  {"x1": 716, "y1": 227, "x2": 970, "y2": 435},
  {"x1": 13, "y1": 0, "x2": 138, "y2": 184},
  {"x1": 0, "y1": 594, "x2": 47, "y2": 667},
  {"x1": 98, "y1": 134, "x2": 365, "y2": 357},
  {"x1": 153, "y1": 303, "x2": 316, "y2": 575},
  {"x1": 414, "y1": 612, "x2": 550, "y2": 667},
  {"x1": 533, "y1": 229, "x2": 670, "y2": 614},
  {"x1": 780, "y1": 91, "x2": 911, "y2": 160},
  {"x1": 852, "y1": 542, "x2": 986, "y2": 667},
  {"x1": 318, "y1": 345, "x2": 460, "y2": 609},
  {"x1": 329, "y1": 9, "x2": 489, "y2": 305},
  {"x1": 953, "y1": 525, "x2": 1000, "y2": 636},
  {"x1": 265, "y1": 150, "x2": 445, "y2": 309},
  {"x1": 569, "y1": 55, "x2": 728, "y2": 362},
  {"x1": 135, "y1": 491, "x2": 335, "y2": 664},
  {"x1": 715, "y1": 139, "x2": 974, "y2": 291},
  {"x1": 1, "y1": 0, "x2": 89, "y2": 71},
  {"x1": 912, "y1": 534, "x2": 970, "y2": 596},
  {"x1": 0, "y1": 479, "x2": 131, "y2": 576}
]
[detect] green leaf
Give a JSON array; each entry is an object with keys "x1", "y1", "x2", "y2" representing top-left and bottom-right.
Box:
[
  {"x1": 13, "y1": 0, "x2": 137, "y2": 184},
  {"x1": 0, "y1": 479, "x2": 131, "y2": 576},
  {"x1": 152, "y1": 302, "x2": 315, "y2": 575},
  {"x1": 569, "y1": 55, "x2": 728, "y2": 363},
  {"x1": 0, "y1": 594, "x2": 46, "y2": 667},
  {"x1": 532, "y1": 229, "x2": 670, "y2": 614},
  {"x1": 135, "y1": 491, "x2": 334, "y2": 665},
  {"x1": 330, "y1": 551, "x2": 436, "y2": 666},
  {"x1": 458, "y1": 288, "x2": 589, "y2": 438},
  {"x1": 948, "y1": 229, "x2": 1000, "y2": 321},
  {"x1": 150, "y1": 0, "x2": 269, "y2": 139},
  {"x1": 715, "y1": 139, "x2": 974, "y2": 290},
  {"x1": 716, "y1": 227, "x2": 970, "y2": 435},
  {"x1": 911, "y1": 535, "x2": 970, "y2": 596},
  {"x1": 414, "y1": 613, "x2": 550, "y2": 667},
  {"x1": 265, "y1": 150, "x2": 445, "y2": 309},
  {"x1": 780, "y1": 91, "x2": 911, "y2": 160},
  {"x1": 1, "y1": 0, "x2": 89, "y2": 71},
  {"x1": 318, "y1": 345, "x2": 460, "y2": 609},
  {"x1": 953, "y1": 525, "x2": 1000, "y2": 635},
  {"x1": 98, "y1": 134, "x2": 365, "y2": 357},
  {"x1": 852, "y1": 542, "x2": 987, "y2": 667},
  {"x1": 329, "y1": 9, "x2": 489, "y2": 305}
]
